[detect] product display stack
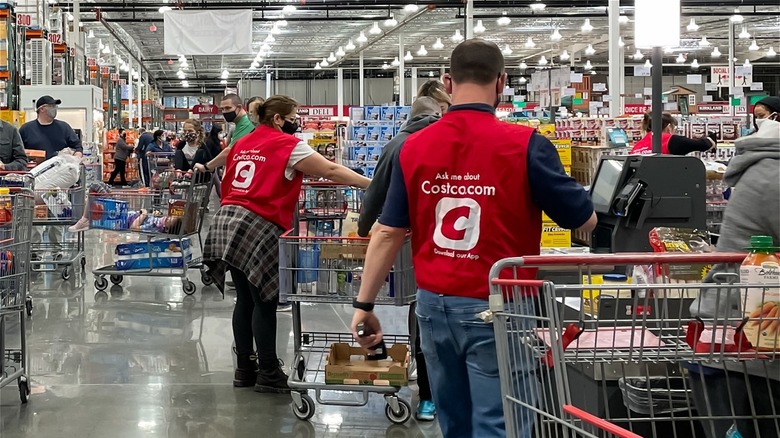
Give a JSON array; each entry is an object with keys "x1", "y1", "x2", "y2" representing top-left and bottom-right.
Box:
[{"x1": 342, "y1": 105, "x2": 411, "y2": 178}]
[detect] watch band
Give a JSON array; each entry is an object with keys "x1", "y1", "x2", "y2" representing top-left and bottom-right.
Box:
[{"x1": 352, "y1": 298, "x2": 375, "y2": 312}]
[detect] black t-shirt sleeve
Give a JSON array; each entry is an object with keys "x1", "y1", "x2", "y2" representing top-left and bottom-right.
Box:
[
  {"x1": 377, "y1": 152, "x2": 410, "y2": 229},
  {"x1": 667, "y1": 134, "x2": 714, "y2": 155},
  {"x1": 527, "y1": 133, "x2": 594, "y2": 229}
]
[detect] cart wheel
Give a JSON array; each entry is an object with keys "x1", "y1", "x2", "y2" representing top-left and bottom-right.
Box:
[
  {"x1": 201, "y1": 272, "x2": 214, "y2": 286},
  {"x1": 18, "y1": 377, "x2": 30, "y2": 404},
  {"x1": 94, "y1": 276, "x2": 108, "y2": 291},
  {"x1": 385, "y1": 399, "x2": 411, "y2": 424},
  {"x1": 110, "y1": 275, "x2": 123, "y2": 285},
  {"x1": 26, "y1": 297, "x2": 33, "y2": 317},
  {"x1": 183, "y1": 281, "x2": 197, "y2": 295},
  {"x1": 291, "y1": 393, "x2": 315, "y2": 421},
  {"x1": 80, "y1": 257, "x2": 87, "y2": 271},
  {"x1": 61, "y1": 267, "x2": 71, "y2": 281}
]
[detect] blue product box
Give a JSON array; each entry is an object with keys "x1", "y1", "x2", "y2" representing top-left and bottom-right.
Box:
[
  {"x1": 364, "y1": 106, "x2": 381, "y2": 121},
  {"x1": 365, "y1": 126, "x2": 382, "y2": 141},
  {"x1": 350, "y1": 126, "x2": 367, "y2": 141},
  {"x1": 394, "y1": 106, "x2": 411, "y2": 122},
  {"x1": 367, "y1": 146, "x2": 383, "y2": 161},
  {"x1": 380, "y1": 106, "x2": 396, "y2": 121},
  {"x1": 380, "y1": 125, "x2": 395, "y2": 141},
  {"x1": 114, "y1": 239, "x2": 192, "y2": 270},
  {"x1": 114, "y1": 252, "x2": 192, "y2": 270},
  {"x1": 91, "y1": 198, "x2": 129, "y2": 230},
  {"x1": 163, "y1": 97, "x2": 176, "y2": 108},
  {"x1": 363, "y1": 166, "x2": 377, "y2": 179}
]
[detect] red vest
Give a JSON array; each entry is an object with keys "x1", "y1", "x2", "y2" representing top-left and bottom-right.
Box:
[
  {"x1": 221, "y1": 125, "x2": 303, "y2": 229},
  {"x1": 400, "y1": 109, "x2": 541, "y2": 300},
  {"x1": 630, "y1": 132, "x2": 671, "y2": 155}
]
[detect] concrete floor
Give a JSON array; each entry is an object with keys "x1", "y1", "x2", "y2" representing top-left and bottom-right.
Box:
[{"x1": 0, "y1": 225, "x2": 443, "y2": 438}]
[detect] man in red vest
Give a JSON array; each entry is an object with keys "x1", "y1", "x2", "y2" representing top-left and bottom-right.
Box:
[{"x1": 350, "y1": 39, "x2": 596, "y2": 437}]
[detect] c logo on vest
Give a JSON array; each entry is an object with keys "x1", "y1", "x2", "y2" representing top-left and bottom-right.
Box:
[
  {"x1": 433, "y1": 197, "x2": 481, "y2": 251},
  {"x1": 232, "y1": 161, "x2": 255, "y2": 189}
]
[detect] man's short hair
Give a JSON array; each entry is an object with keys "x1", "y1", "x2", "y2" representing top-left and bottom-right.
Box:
[
  {"x1": 450, "y1": 39, "x2": 504, "y2": 85},
  {"x1": 411, "y1": 96, "x2": 441, "y2": 118},
  {"x1": 221, "y1": 93, "x2": 242, "y2": 107}
]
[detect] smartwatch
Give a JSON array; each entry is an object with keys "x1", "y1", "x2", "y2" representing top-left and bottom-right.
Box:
[
  {"x1": 203, "y1": 162, "x2": 210, "y2": 171},
  {"x1": 352, "y1": 298, "x2": 375, "y2": 312}
]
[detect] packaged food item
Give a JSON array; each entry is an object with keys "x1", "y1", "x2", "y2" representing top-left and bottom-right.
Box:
[
  {"x1": 740, "y1": 235, "x2": 780, "y2": 351},
  {"x1": 648, "y1": 227, "x2": 713, "y2": 281},
  {"x1": 0, "y1": 188, "x2": 12, "y2": 224}
]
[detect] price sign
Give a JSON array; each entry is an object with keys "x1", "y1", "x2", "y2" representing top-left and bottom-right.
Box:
[
  {"x1": 100, "y1": 66, "x2": 110, "y2": 75},
  {"x1": 87, "y1": 57, "x2": 97, "y2": 67},
  {"x1": 110, "y1": 73, "x2": 120, "y2": 81},
  {"x1": 119, "y1": 79, "x2": 126, "y2": 85},
  {"x1": 48, "y1": 33, "x2": 63, "y2": 44},
  {"x1": 17, "y1": 14, "x2": 32, "y2": 27},
  {"x1": 69, "y1": 46, "x2": 76, "y2": 57}
]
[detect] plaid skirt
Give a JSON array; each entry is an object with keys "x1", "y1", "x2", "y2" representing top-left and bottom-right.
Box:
[{"x1": 202, "y1": 204, "x2": 283, "y2": 301}]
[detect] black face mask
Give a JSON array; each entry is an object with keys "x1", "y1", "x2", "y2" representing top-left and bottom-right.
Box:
[
  {"x1": 223, "y1": 110, "x2": 238, "y2": 123},
  {"x1": 281, "y1": 120, "x2": 299, "y2": 134}
]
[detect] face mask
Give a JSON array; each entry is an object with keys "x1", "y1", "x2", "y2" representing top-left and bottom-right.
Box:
[
  {"x1": 281, "y1": 120, "x2": 299, "y2": 135},
  {"x1": 184, "y1": 132, "x2": 198, "y2": 143},
  {"x1": 223, "y1": 110, "x2": 238, "y2": 123},
  {"x1": 249, "y1": 114, "x2": 259, "y2": 126},
  {"x1": 47, "y1": 107, "x2": 58, "y2": 118}
]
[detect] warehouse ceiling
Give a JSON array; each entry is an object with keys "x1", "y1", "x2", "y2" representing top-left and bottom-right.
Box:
[{"x1": 56, "y1": 0, "x2": 780, "y2": 91}]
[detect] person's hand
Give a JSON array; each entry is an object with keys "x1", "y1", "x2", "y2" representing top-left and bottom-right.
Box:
[
  {"x1": 74, "y1": 152, "x2": 83, "y2": 158},
  {"x1": 0, "y1": 162, "x2": 5, "y2": 170},
  {"x1": 351, "y1": 309, "x2": 383, "y2": 352},
  {"x1": 706, "y1": 132, "x2": 718, "y2": 151},
  {"x1": 194, "y1": 163, "x2": 207, "y2": 172}
]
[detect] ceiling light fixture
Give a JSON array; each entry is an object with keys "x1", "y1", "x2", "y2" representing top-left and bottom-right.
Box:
[
  {"x1": 767, "y1": 47, "x2": 777, "y2": 58},
  {"x1": 581, "y1": 19, "x2": 593, "y2": 32},
  {"x1": 382, "y1": 62, "x2": 389, "y2": 70},
  {"x1": 530, "y1": 0, "x2": 546, "y2": 11},
  {"x1": 749, "y1": 39, "x2": 759, "y2": 51},
  {"x1": 585, "y1": 44, "x2": 595, "y2": 55},
  {"x1": 690, "y1": 59, "x2": 699, "y2": 68},
  {"x1": 346, "y1": 40, "x2": 356, "y2": 51},
  {"x1": 686, "y1": 18, "x2": 699, "y2": 32},
  {"x1": 432, "y1": 38, "x2": 444, "y2": 49},
  {"x1": 369, "y1": 22, "x2": 382, "y2": 35},
  {"x1": 251, "y1": 61, "x2": 260, "y2": 68},
  {"x1": 699, "y1": 36, "x2": 710, "y2": 47},
  {"x1": 711, "y1": 47, "x2": 721, "y2": 58},
  {"x1": 102, "y1": 45, "x2": 110, "y2": 54},
  {"x1": 584, "y1": 60, "x2": 593, "y2": 70},
  {"x1": 519, "y1": 76, "x2": 527, "y2": 84},
  {"x1": 357, "y1": 32, "x2": 368, "y2": 43},
  {"x1": 452, "y1": 29, "x2": 464, "y2": 43},
  {"x1": 249, "y1": 64, "x2": 257, "y2": 71},
  {"x1": 539, "y1": 55, "x2": 548, "y2": 65},
  {"x1": 221, "y1": 79, "x2": 228, "y2": 85},
  {"x1": 676, "y1": 53, "x2": 685, "y2": 63},
  {"x1": 591, "y1": 70, "x2": 597, "y2": 75},
  {"x1": 391, "y1": 57, "x2": 400, "y2": 67},
  {"x1": 327, "y1": 52, "x2": 337, "y2": 62},
  {"x1": 633, "y1": 49, "x2": 643, "y2": 60},
  {"x1": 618, "y1": 37, "x2": 625, "y2": 47},
  {"x1": 314, "y1": 62, "x2": 322, "y2": 70},
  {"x1": 730, "y1": 9, "x2": 744, "y2": 23},
  {"x1": 271, "y1": 25, "x2": 281, "y2": 35},
  {"x1": 221, "y1": 69, "x2": 229, "y2": 79},
  {"x1": 524, "y1": 37, "x2": 536, "y2": 48},
  {"x1": 738, "y1": 27, "x2": 750, "y2": 39},
  {"x1": 550, "y1": 28, "x2": 562, "y2": 41},
  {"x1": 321, "y1": 58, "x2": 329, "y2": 67},
  {"x1": 282, "y1": 4, "x2": 296, "y2": 14},
  {"x1": 277, "y1": 20, "x2": 288, "y2": 27},
  {"x1": 519, "y1": 60, "x2": 528, "y2": 70},
  {"x1": 497, "y1": 12, "x2": 511, "y2": 26},
  {"x1": 181, "y1": 81, "x2": 189, "y2": 88},
  {"x1": 265, "y1": 34, "x2": 276, "y2": 43},
  {"x1": 664, "y1": 46, "x2": 674, "y2": 54},
  {"x1": 98, "y1": 39, "x2": 104, "y2": 50},
  {"x1": 474, "y1": 20, "x2": 486, "y2": 34},
  {"x1": 502, "y1": 45, "x2": 513, "y2": 55},
  {"x1": 261, "y1": 43, "x2": 271, "y2": 52},
  {"x1": 404, "y1": 4, "x2": 419, "y2": 13},
  {"x1": 417, "y1": 45, "x2": 428, "y2": 56},
  {"x1": 159, "y1": 6, "x2": 172, "y2": 13},
  {"x1": 87, "y1": 29, "x2": 95, "y2": 38},
  {"x1": 644, "y1": 59, "x2": 652, "y2": 68},
  {"x1": 618, "y1": 15, "x2": 629, "y2": 24},
  {"x1": 560, "y1": 50, "x2": 570, "y2": 61},
  {"x1": 743, "y1": 58, "x2": 751, "y2": 67},
  {"x1": 384, "y1": 14, "x2": 398, "y2": 27},
  {"x1": 404, "y1": 51, "x2": 414, "y2": 61},
  {"x1": 336, "y1": 46, "x2": 346, "y2": 57}
]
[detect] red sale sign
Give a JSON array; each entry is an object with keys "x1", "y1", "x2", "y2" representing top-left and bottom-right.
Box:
[{"x1": 623, "y1": 104, "x2": 649, "y2": 115}]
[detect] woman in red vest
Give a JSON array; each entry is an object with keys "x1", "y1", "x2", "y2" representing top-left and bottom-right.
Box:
[
  {"x1": 630, "y1": 111, "x2": 717, "y2": 155},
  {"x1": 203, "y1": 95, "x2": 370, "y2": 393}
]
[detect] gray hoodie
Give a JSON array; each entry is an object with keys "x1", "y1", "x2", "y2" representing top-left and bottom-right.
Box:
[{"x1": 357, "y1": 114, "x2": 439, "y2": 237}]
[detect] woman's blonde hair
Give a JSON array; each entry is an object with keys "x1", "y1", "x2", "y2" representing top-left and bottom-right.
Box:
[
  {"x1": 257, "y1": 95, "x2": 298, "y2": 127},
  {"x1": 183, "y1": 119, "x2": 205, "y2": 145},
  {"x1": 417, "y1": 80, "x2": 451, "y2": 108}
]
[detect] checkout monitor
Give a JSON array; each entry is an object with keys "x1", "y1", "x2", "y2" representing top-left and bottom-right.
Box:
[{"x1": 590, "y1": 159, "x2": 625, "y2": 214}]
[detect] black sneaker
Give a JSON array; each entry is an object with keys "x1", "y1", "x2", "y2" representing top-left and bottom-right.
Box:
[
  {"x1": 254, "y1": 360, "x2": 290, "y2": 394},
  {"x1": 233, "y1": 351, "x2": 258, "y2": 388}
]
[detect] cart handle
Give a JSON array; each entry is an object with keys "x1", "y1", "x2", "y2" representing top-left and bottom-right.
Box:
[
  {"x1": 490, "y1": 279, "x2": 546, "y2": 287},
  {"x1": 563, "y1": 405, "x2": 643, "y2": 438},
  {"x1": 505, "y1": 252, "x2": 748, "y2": 267}
]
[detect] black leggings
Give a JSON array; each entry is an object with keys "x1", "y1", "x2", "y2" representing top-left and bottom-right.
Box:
[
  {"x1": 231, "y1": 267, "x2": 279, "y2": 369},
  {"x1": 108, "y1": 159, "x2": 127, "y2": 185}
]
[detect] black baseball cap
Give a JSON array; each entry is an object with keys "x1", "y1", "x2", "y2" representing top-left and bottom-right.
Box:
[{"x1": 36, "y1": 95, "x2": 62, "y2": 110}]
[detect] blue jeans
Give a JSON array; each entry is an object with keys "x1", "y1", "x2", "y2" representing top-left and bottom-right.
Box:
[{"x1": 415, "y1": 289, "x2": 537, "y2": 438}]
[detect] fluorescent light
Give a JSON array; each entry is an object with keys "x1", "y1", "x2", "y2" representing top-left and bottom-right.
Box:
[
  {"x1": 585, "y1": 44, "x2": 595, "y2": 55},
  {"x1": 581, "y1": 19, "x2": 593, "y2": 32},
  {"x1": 711, "y1": 47, "x2": 721, "y2": 58},
  {"x1": 327, "y1": 52, "x2": 337, "y2": 62},
  {"x1": 391, "y1": 57, "x2": 400, "y2": 67},
  {"x1": 767, "y1": 47, "x2": 777, "y2": 58},
  {"x1": 730, "y1": 9, "x2": 744, "y2": 23},
  {"x1": 530, "y1": 0, "x2": 546, "y2": 11},
  {"x1": 634, "y1": 0, "x2": 680, "y2": 49},
  {"x1": 538, "y1": 55, "x2": 548, "y2": 65},
  {"x1": 432, "y1": 38, "x2": 444, "y2": 50},
  {"x1": 321, "y1": 58, "x2": 329, "y2": 67},
  {"x1": 369, "y1": 22, "x2": 382, "y2": 35},
  {"x1": 404, "y1": 51, "x2": 413, "y2": 61},
  {"x1": 382, "y1": 62, "x2": 389, "y2": 70},
  {"x1": 221, "y1": 69, "x2": 229, "y2": 79},
  {"x1": 346, "y1": 40, "x2": 356, "y2": 51},
  {"x1": 88, "y1": 29, "x2": 95, "y2": 38},
  {"x1": 159, "y1": 6, "x2": 172, "y2": 13},
  {"x1": 502, "y1": 45, "x2": 513, "y2": 55},
  {"x1": 749, "y1": 39, "x2": 759, "y2": 51},
  {"x1": 404, "y1": 4, "x2": 419, "y2": 12},
  {"x1": 336, "y1": 46, "x2": 346, "y2": 57},
  {"x1": 519, "y1": 61, "x2": 528, "y2": 70},
  {"x1": 314, "y1": 62, "x2": 321, "y2": 70},
  {"x1": 633, "y1": 49, "x2": 643, "y2": 60},
  {"x1": 690, "y1": 59, "x2": 699, "y2": 68},
  {"x1": 699, "y1": 36, "x2": 710, "y2": 47},
  {"x1": 644, "y1": 59, "x2": 652, "y2": 68},
  {"x1": 550, "y1": 28, "x2": 562, "y2": 41},
  {"x1": 619, "y1": 15, "x2": 629, "y2": 24},
  {"x1": 559, "y1": 50, "x2": 570, "y2": 61},
  {"x1": 676, "y1": 53, "x2": 685, "y2": 63},
  {"x1": 584, "y1": 60, "x2": 593, "y2": 70},
  {"x1": 474, "y1": 20, "x2": 486, "y2": 34},
  {"x1": 417, "y1": 45, "x2": 428, "y2": 56},
  {"x1": 277, "y1": 20, "x2": 288, "y2": 27},
  {"x1": 524, "y1": 37, "x2": 535, "y2": 48},
  {"x1": 384, "y1": 14, "x2": 398, "y2": 27},
  {"x1": 686, "y1": 18, "x2": 699, "y2": 32},
  {"x1": 452, "y1": 29, "x2": 464, "y2": 43},
  {"x1": 497, "y1": 12, "x2": 511, "y2": 26},
  {"x1": 357, "y1": 32, "x2": 368, "y2": 43},
  {"x1": 618, "y1": 37, "x2": 625, "y2": 47},
  {"x1": 738, "y1": 27, "x2": 750, "y2": 39},
  {"x1": 282, "y1": 5, "x2": 296, "y2": 14}
]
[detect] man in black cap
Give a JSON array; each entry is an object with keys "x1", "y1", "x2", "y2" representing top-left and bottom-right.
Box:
[{"x1": 20, "y1": 95, "x2": 83, "y2": 160}]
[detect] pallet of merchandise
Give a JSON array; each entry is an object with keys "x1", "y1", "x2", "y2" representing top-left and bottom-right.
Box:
[{"x1": 571, "y1": 145, "x2": 629, "y2": 186}]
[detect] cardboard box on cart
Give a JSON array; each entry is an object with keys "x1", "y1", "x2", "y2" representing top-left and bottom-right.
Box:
[{"x1": 325, "y1": 343, "x2": 409, "y2": 386}]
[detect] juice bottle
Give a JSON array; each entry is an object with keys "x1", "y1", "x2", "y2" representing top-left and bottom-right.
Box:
[
  {"x1": 740, "y1": 235, "x2": 780, "y2": 351},
  {"x1": 0, "y1": 188, "x2": 11, "y2": 224}
]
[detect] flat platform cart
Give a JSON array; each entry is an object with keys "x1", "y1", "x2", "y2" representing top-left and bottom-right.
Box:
[
  {"x1": 279, "y1": 182, "x2": 417, "y2": 424},
  {"x1": 0, "y1": 184, "x2": 35, "y2": 403},
  {"x1": 90, "y1": 171, "x2": 213, "y2": 295},
  {"x1": 489, "y1": 253, "x2": 780, "y2": 438}
]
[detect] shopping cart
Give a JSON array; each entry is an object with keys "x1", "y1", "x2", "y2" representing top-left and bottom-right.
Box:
[
  {"x1": 489, "y1": 253, "x2": 780, "y2": 438},
  {"x1": 146, "y1": 152, "x2": 176, "y2": 190},
  {"x1": 279, "y1": 182, "x2": 416, "y2": 424},
  {"x1": 30, "y1": 164, "x2": 87, "y2": 281},
  {"x1": 90, "y1": 171, "x2": 212, "y2": 295},
  {"x1": 0, "y1": 184, "x2": 34, "y2": 403}
]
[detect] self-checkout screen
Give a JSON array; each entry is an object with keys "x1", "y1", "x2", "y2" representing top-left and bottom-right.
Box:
[{"x1": 590, "y1": 159, "x2": 625, "y2": 214}]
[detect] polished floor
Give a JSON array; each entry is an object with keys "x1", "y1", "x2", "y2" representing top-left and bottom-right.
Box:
[{"x1": 0, "y1": 223, "x2": 443, "y2": 437}]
